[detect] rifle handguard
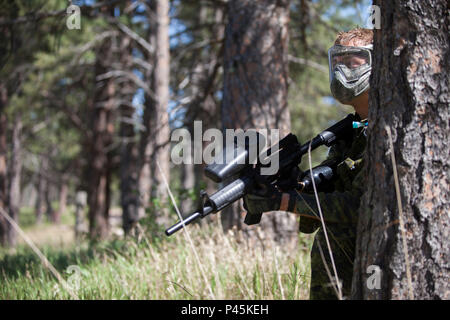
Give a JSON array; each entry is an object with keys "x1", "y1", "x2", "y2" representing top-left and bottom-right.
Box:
[{"x1": 299, "y1": 165, "x2": 335, "y2": 193}]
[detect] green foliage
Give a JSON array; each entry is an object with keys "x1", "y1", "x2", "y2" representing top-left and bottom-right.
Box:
[
  {"x1": 18, "y1": 204, "x2": 74, "y2": 229},
  {"x1": 18, "y1": 207, "x2": 36, "y2": 228}
]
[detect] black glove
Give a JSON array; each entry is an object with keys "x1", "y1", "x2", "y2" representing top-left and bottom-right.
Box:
[
  {"x1": 276, "y1": 165, "x2": 303, "y2": 192},
  {"x1": 243, "y1": 174, "x2": 297, "y2": 216}
]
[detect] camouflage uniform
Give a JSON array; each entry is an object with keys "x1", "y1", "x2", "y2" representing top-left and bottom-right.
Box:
[{"x1": 294, "y1": 115, "x2": 367, "y2": 299}]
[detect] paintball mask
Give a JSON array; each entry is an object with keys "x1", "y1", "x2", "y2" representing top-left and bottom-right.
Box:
[{"x1": 328, "y1": 44, "x2": 372, "y2": 104}]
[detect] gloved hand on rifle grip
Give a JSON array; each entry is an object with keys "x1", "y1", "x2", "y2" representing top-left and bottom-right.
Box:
[
  {"x1": 243, "y1": 174, "x2": 298, "y2": 216},
  {"x1": 276, "y1": 165, "x2": 303, "y2": 192}
]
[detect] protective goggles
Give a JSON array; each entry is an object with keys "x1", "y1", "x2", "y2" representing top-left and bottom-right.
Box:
[{"x1": 328, "y1": 44, "x2": 373, "y2": 76}]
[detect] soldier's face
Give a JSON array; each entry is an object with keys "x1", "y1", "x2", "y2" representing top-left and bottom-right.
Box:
[
  {"x1": 331, "y1": 39, "x2": 371, "y2": 70},
  {"x1": 331, "y1": 53, "x2": 368, "y2": 70},
  {"x1": 328, "y1": 39, "x2": 372, "y2": 113}
]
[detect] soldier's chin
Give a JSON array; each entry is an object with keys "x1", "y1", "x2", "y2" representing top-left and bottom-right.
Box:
[{"x1": 330, "y1": 86, "x2": 354, "y2": 105}]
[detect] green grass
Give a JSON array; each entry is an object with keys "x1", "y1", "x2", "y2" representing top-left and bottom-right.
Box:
[
  {"x1": 18, "y1": 206, "x2": 38, "y2": 228},
  {"x1": 0, "y1": 220, "x2": 313, "y2": 300}
]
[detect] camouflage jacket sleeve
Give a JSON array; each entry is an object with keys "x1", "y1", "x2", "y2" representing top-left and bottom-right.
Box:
[{"x1": 294, "y1": 125, "x2": 367, "y2": 233}]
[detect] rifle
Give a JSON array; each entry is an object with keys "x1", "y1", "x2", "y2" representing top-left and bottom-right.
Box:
[{"x1": 165, "y1": 113, "x2": 356, "y2": 236}]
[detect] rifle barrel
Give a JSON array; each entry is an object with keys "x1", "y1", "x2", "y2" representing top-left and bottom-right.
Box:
[{"x1": 165, "y1": 206, "x2": 214, "y2": 236}]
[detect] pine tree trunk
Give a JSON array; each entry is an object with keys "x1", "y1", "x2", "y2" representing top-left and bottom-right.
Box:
[
  {"x1": 352, "y1": 0, "x2": 449, "y2": 299},
  {"x1": 183, "y1": 3, "x2": 224, "y2": 215},
  {"x1": 35, "y1": 158, "x2": 48, "y2": 224},
  {"x1": 44, "y1": 178, "x2": 54, "y2": 221},
  {"x1": 119, "y1": 35, "x2": 140, "y2": 234},
  {"x1": 150, "y1": 0, "x2": 171, "y2": 219},
  {"x1": 221, "y1": 0, "x2": 298, "y2": 245},
  {"x1": 87, "y1": 36, "x2": 116, "y2": 240},
  {"x1": 0, "y1": 83, "x2": 10, "y2": 246},
  {"x1": 139, "y1": 0, "x2": 171, "y2": 226},
  {"x1": 7, "y1": 116, "x2": 22, "y2": 246},
  {"x1": 54, "y1": 176, "x2": 68, "y2": 224},
  {"x1": 138, "y1": 29, "x2": 154, "y2": 223}
]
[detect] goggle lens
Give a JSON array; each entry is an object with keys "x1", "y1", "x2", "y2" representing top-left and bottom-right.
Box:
[{"x1": 328, "y1": 45, "x2": 372, "y2": 71}]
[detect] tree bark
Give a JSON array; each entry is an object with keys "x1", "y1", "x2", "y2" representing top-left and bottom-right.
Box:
[
  {"x1": 87, "y1": 36, "x2": 116, "y2": 240},
  {"x1": 35, "y1": 157, "x2": 49, "y2": 224},
  {"x1": 352, "y1": 0, "x2": 449, "y2": 299},
  {"x1": 183, "y1": 3, "x2": 224, "y2": 214},
  {"x1": 139, "y1": 0, "x2": 171, "y2": 226},
  {"x1": 75, "y1": 190, "x2": 88, "y2": 239},
  {"x1": 221, "y1": 0, "x2": 298, "y2": 245},
  {"x1": 54, "y1": 176, "x2": 68, "y2": 224},
  {"x1": 119, "y1": 35, "x2": 140, "y2": 234},
  {"x1": 7, "y1": 116, "x2": 23, "y2": 246},
  {"x1": 0, "y1": 82, "x2": 10, "y2": 246},
  {"x1": 44, "y1": 176, "x2": 54, "y2": 222}
]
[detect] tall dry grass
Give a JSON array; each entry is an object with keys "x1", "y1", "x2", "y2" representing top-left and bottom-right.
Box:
[{"x1": 0, "y1": 220, "x2": 312, "y2": 300}]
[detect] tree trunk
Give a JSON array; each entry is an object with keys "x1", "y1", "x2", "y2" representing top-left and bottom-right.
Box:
[
  {"x1": 35, "y1": 157, "x2": 49, "y2": 224},
  {"x1": 221, "y1": 0, "x2": 298, "y2": 245},
  {"x1": 352, "y1": 0, "x2": 449, "y2": 299},
  {"x1": 180, "y1": 161, "x2": 195, "y2": 214},
  {"x1": 7, "y1": 116, "x2": 23, "y2": 247},
  {"x1": 0, "y1": 83, "x2": 10, "y2": 246},
  {"x1": 54, "y1": 176, "x2": 68, "y2": 224},
  {"x1": 139, "y1": 0, "x2": 171, "y2": 226},
  {"x1": 87, "y1": 36, "x2": 116, "y2": 240},
  {"x1": 183, "y1": 3, "x2": 224, "y2": 215},
  {"x1": 44, "y1": 178, "x2": 54, "y2": 221},
  {"x1": 75, "y1": 191, "x2": 88, "y2": 239},
  {"x1": 119, "y1": 35, "x2": 140, "y2": 234}
]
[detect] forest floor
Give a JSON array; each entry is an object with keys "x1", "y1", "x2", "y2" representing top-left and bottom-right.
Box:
[{"x1": 0, "y1": 207, "x2": 313, "y2": 299}]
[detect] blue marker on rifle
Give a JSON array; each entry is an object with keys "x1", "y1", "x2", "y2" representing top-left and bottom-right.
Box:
[{"x1": 352, "y1": 121, "x2": 368, "y2": 129}]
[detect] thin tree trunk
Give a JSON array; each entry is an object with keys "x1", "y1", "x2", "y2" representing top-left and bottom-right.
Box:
[
  {"x1": 119, "y1": 35, "x2": 140, "y2": 234},
  {"x1": 7, "y1": 116, "x2": 23, "y2": 246},
  {"x1": 180, "y1": 161, "x2": 195, "y2": 213},
  {"x1": 183, "y1": 3, "x2": 224, "y2": 214},
  {"x1": 139, "y1": 0, "x2": 171, "y2": 226},
  {"x1": 221, "y1": 0, "x2": 298, "y2": 245},
  {"x1": 87, "y1": 36, "x2": 116, "y2": 240},
  {"x1": 352, "y1": 0, "x2": 449, "y2": 299},
  {"x1": 152, "y1": 0, "x2": 171, "y2": 225},
  {"x1": 0, "y1": 83, "x2": 10, "y2": 246},
  {"x1": 44, "y1": 177, "x2": 53, "y2": 221},
  {"x1": 54, "y1": 176, "x2": 68, "y2": 224},
  {"x1": 35, "y1": 157, "x2": 48, "y2": 224},
  {"x1": 75, "y1": 191, "x2": 88, "y2": 239}
]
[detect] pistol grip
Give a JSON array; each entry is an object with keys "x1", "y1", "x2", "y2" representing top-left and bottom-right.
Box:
[{"x1": 244, "y1": 212, "x2": 263, "y2": 225}]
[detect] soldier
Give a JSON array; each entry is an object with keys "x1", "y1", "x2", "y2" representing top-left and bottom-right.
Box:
[{"x1": 243, "y1": 27, "x2": 374, "y2": 299}]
